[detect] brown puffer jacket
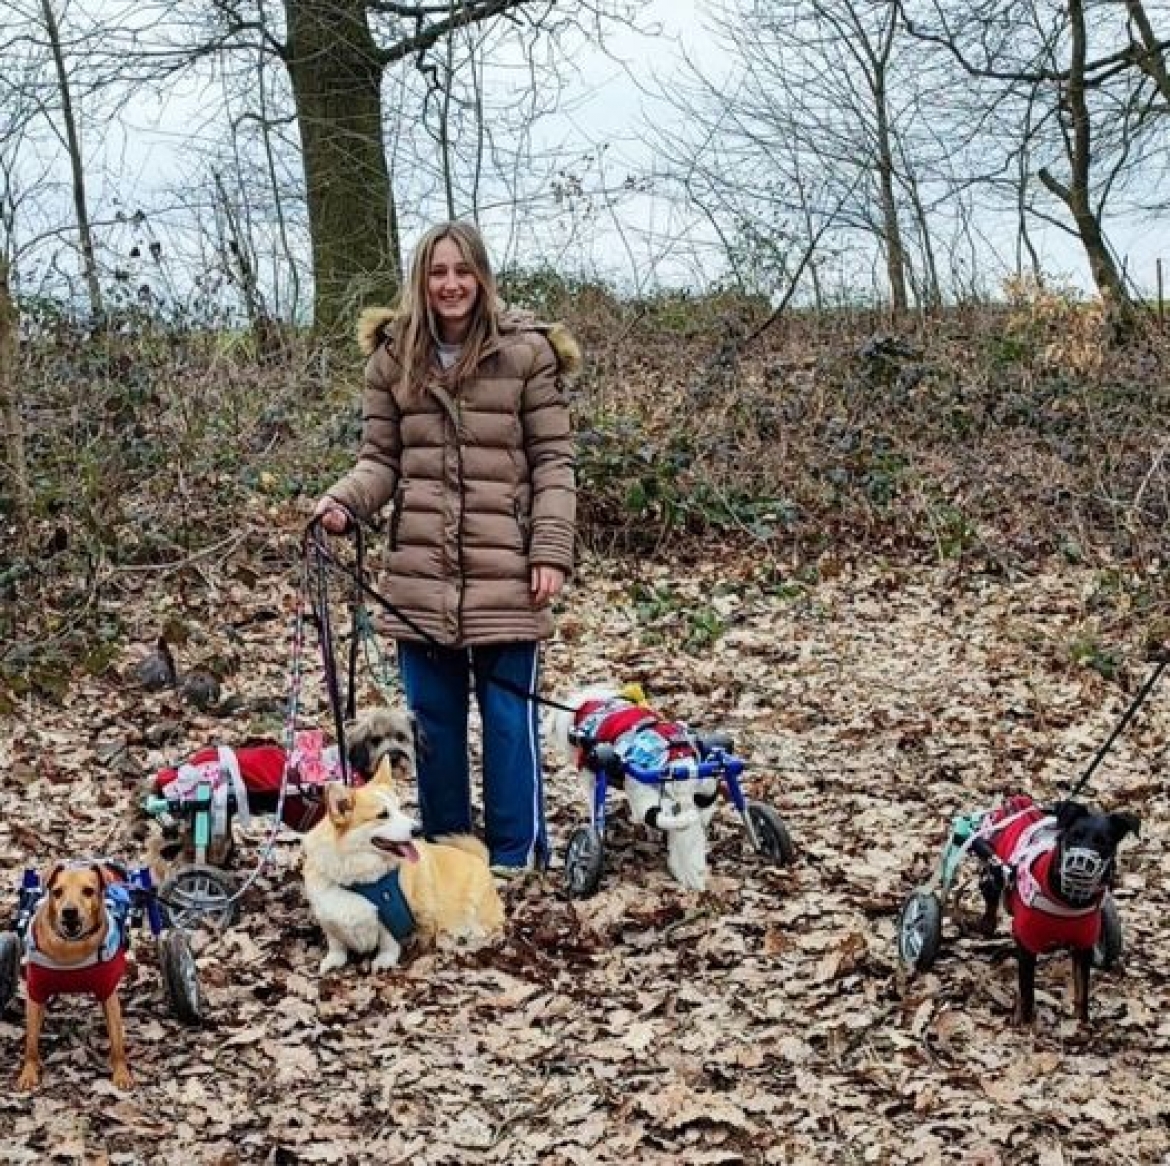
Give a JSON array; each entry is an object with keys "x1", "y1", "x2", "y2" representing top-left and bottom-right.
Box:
[{"x1": 325, "y1": 307, "x2": 580, "y2": 647}]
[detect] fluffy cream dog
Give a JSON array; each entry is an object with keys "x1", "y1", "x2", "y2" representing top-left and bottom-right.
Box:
[
  {"x1": 550, "y1": 685, "x2": 719, "y2": 890},
  {"x1": 301, "y1": 758, "x2": 504, "y2": 973}
]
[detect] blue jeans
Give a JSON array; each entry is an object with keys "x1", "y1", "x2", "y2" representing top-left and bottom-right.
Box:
[{"x1": 398, "y1": 640, "x2": 547, "y2": 868}]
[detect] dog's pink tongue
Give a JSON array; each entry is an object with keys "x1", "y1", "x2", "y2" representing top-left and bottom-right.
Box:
[{"x1": 402, "y1": 841, "x2": 420, "y2": 864}]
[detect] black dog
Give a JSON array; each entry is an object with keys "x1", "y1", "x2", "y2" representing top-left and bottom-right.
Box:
[{"x1": 975, "y1": 797, "x2": 1139, "y2": 1023}]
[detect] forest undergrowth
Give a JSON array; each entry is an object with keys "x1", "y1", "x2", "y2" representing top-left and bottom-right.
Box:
[{"x1": 1, "y1": 289, "x2": 1169, "y2": 1164}]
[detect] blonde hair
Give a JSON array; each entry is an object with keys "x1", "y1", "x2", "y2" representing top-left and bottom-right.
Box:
[{"x1": 396, "y1": 221, "x2": 500, "y2": 394}]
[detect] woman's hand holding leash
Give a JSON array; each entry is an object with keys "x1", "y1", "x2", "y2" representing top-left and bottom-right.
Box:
[
  {"x1": 531, "y1": 565, "x2": 565, "y2": 608},
  {"x1": 312, "y1": 497, "x2": 353, "y2": 535}
]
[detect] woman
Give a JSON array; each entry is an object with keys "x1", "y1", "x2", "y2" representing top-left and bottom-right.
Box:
[{"x1": 314, "y1": 221, "x2": 579, "y2": 875}]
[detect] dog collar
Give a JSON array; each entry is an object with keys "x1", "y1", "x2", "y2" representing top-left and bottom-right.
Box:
[{"x1": 347, "y1": 870, "x2": 415, "y2": 942}]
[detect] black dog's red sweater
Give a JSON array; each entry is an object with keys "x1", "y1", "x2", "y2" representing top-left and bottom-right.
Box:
[{"x1": 985, "y1": 796, "x2": 1103, "y2": 955}]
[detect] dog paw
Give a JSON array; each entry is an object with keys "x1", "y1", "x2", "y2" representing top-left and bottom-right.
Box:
[
  {"x1": 111, "y1": 1065, "x2": 134, "y2": 1090},
  {"x1": 371, "y1": 951, "x2": 400, "y2": 971},
  {"x1": 16, "y1": 1064, "x2": 41, "y2": 1092},
  {"x1": 319, "y1": 951, "x2": 348, "y2": 975}
]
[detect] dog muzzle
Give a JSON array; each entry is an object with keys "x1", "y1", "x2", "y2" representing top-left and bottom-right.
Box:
[{"x1": 1059, "y1": 847, "x2": 1110, "y2": 903}]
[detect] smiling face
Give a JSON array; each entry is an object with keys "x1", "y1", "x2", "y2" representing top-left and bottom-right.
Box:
[
  {"x1": 45, "y1": 865, "x2": 106, "y2": 941},
  {"x1": 324, "y1": 759, "x2": 420, "y2": 865},
  {"x1": 427, "y1": 236, "x2": 480, "y2": 343}
]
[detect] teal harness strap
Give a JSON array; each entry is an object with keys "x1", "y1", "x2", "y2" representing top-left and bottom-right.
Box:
[{"x1": 348, "y1": 870, "x2": 415, "y2": 942}]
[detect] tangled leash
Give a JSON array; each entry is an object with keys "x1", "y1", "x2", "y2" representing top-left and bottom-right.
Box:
[{"x1": 305, "y1": 516, "x2": 577, "y2": 715}]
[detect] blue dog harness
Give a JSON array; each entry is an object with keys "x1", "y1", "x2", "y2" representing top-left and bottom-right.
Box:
[{"x1": 348, "y1": 871, "x2": 415, "y2": 942}]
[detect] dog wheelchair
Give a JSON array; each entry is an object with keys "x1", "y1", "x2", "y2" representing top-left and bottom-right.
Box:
[
  {"x1": 0, "y1": 863, "x2": 204, "y2": 1025},
  {"x1": 141, "y1": 733, "x2": 344, "y2": 930},
  {"x1": 562, "y1": 726, "x2": 796, "y2": 898},
  {"x1": 896, "y1": 802, "x2": 1124, "y2": 974}
]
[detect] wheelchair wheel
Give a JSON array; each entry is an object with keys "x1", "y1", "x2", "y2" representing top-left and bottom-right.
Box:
[
  {"x1": 745, "y1": 801, "x2": 796, "y2": 865},
  {"x1": 897, "y1": 889, "x2": 943, "y2": 972},
  {"x1": 1092, "y1": 892, "x2": 1123, "y2": 971},
  {"x1": 159, "y1": 864, "x2": 238, "y2": 931},
  {"x1": 159, "y1": 929, "x2": 205, "y2": 1025},
  {"x1": 564, "y1": 826, "x2": 605, "y2": 899},
  {"x1": 0, "y1": 932, "x2": 21, "y2": 1014}
]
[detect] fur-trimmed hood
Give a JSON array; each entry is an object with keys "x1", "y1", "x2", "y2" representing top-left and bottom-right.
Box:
[{"x1": 355, "y1": 305, "x2": 582, "y2": 378}]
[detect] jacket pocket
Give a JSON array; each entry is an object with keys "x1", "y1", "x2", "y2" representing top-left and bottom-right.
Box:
[
  {"x1": 389, "y1": 485, "x2": 405, "y2": 552},
  {"x1": 513, "y1": 497, "x2": 531, "y2": 552}
]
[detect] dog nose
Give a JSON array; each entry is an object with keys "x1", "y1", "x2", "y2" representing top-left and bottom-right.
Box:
[{"x1": 410, "y1": 822, "x2": 425, "y2": 839}]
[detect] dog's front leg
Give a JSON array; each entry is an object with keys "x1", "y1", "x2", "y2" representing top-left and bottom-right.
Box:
[
  {"x1": 319, "y1": 926, "x2": 352, "y2": 975},
  {"x1": 103, "y1": 992, "x2": 133, "y2": 1089},
  {"x1": 977, "y1": 862, "x2": 1004, "y2": 937},
  {"x1": 666, "y1": 827, "x2": 709, "y2": 891},
  {"x1": 1014, "y1": 944, "x2": 1037, "y2": 1026},
  {"x1": 1072, "y1": 948, "x2": 1093, "y2": 1023},
  {"x1": 370, "y1": 925, "x2": 401, "y2": 971},
  {"x1": 17, "y1": 999, "x2": 46, "y2": 1091}
]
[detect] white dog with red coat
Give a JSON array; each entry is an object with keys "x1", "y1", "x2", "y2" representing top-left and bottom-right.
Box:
[{"x1": 550, "y1": 685, "x2": 720, "y2": 890}]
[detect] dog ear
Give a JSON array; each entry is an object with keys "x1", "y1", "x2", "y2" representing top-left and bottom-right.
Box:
[
  {"x1": 325, "y1": 782, "x2": 356, "y2": 827},
  {"x1": 1054, "y1": 800, "x2": 1090, "y2": 830},
  {"x1": 1108, "y1": 811, "x2": 1140, "y2": 843},
  {"x1": 45, "y1": 862, "x2": 67, "y2": 891},
  {"x1": 91, "y1": 863, "x2": 109, "y2": 890}
]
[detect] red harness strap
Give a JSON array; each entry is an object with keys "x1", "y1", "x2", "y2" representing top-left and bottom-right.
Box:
[{"x1": 986, "y1": 796, "x2": 1103, "y2": 955}]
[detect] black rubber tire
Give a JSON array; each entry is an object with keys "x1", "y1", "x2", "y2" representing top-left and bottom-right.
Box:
[
  {"x1": 1092, "y1": 892, "x2": 1124, "y2": 971},
  {"x1": 159, "y1": 929, "x2": 205, "y2": 1025},
  {"x1": 0, "y1": 932, "x2": 21, "y2": 1015},
  {"x1": 159, "y1": 864, "x2": 238, "y2": 931},
  {"x1": 564, "y1": 826, "x2": 605, "y2": 899},
  {"x1": 897, "y1": 889, "x2": 943, "y2": 973},
  {"x1": 745, "y1": 801, "x2": 797, "y2": 865}
]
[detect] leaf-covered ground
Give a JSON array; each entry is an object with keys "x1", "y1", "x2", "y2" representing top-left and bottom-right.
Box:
[{"x1": 2, "y1": 538, "x2": 1168, "y2": 1165}]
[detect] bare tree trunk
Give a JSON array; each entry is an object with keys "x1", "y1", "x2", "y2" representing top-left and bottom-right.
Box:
[
  {"x1": 468, "y1": 28, "x2": 485, "y2": 223},
  {"x1": 439, "y1": 3, "x2": 457, "y2": 220},
  {"x1": 867, "y1": 13, "x2": 910, "y2": 312},
  {"x1": 40, "y1": 0, "x2": 102, "y2": 318},
  {"x1": 255, "y1": 0, "x2": 301, "y2": 321},
  {"x1": 213, "y1": 170, "x2": 280, "y2": 358},
  {"x1": 898, "y1": 150, "x2": 941, "y2": 308},
  {"x1": 284, "y1": 0, "x2": 401, "y2": 333},
  {"x1": 873, "y1": 98, "x2": 909, "y2": 310},
  {"x1": 1124, "y1": 0, "x2": 1170, "y2": 106},
  {"x1": 0, "y1": 259, "x2": 30, "y2": 542},
  {"x1": 1037, "y1": 0, "x2": 1132, "y2": 314}
]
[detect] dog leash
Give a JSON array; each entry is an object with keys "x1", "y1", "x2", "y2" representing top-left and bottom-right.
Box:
[
  {"x1": 147, "y1": 543, "x2": 333, "y2": 925},
  {"x1": 306, "y1": 521, "x2": 363, "y2": 784},
  {"x1": 1062, "y1": 656, "x2": 1168, "y2": 804},
  {"x1": 305, "y1": 517, "x2": 578, "y2": 715}
]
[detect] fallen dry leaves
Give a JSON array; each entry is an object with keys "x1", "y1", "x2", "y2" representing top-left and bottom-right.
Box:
[{"x1": 2, "y1": 538, "x2": 1168, "y2": 1165}]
